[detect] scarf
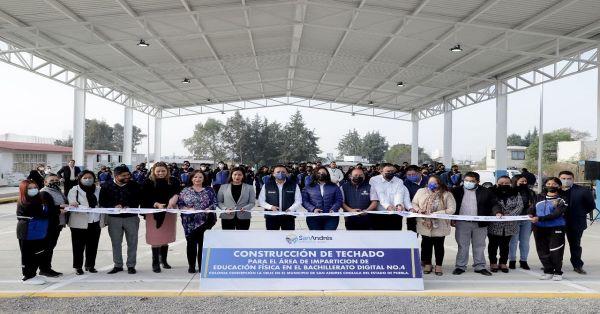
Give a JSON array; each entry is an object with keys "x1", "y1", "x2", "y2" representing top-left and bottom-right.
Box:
[
  {"x1": 78, "y1": 183, "x2": 98, "y2": 208},
  {"x1": 421, "y1": 191, "x2": 445, "y2": 230}
]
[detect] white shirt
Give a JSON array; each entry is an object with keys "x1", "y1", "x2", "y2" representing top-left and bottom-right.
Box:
[
  {"x1": 371, "y1": 175, "x2": 412, "y2": 211},
  {"x1": 327, "y1": 167, "x2": 344, "y2": 184},
  {"x1": 69, "y1": 166, "x2": 76, "y2": 180},
  {"x1": 258, "y1": 180, "x2": 302, "y2": 212}
]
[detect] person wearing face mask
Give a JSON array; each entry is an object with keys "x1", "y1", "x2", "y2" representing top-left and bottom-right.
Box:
[
  {"x1": 508, "y1": 175, "x2": 536, "y2": 270},
  {"x1": 258, "y1": 165, "x2": 302, "y2": 230},
  {"x1": 487, "y1": 176, "x2": 523, "y2": 273},
  {"x1": 99, "y1": 166, "x2": 142, "y2": 275},
  {"x1": 440, "y1": 165, "x2": 462, "y2": 189},
  {"x1": 369, "y1": 163, "x2": 413, "y2": 230},
  {"x1": 404, "y1": 165, "x2": 429, "y2": 233},
  {"x1": 218, "y1": 167, "x2": 256, "y2": 230},
  {"x1": 302, "y1": 166, "x2": 343, "y2": 230},
  {"x1": 412, "y1": 176, "x2": 456, "y2": 276},
  {"x1": 38, "y1": 174, "x2": 68, "y2": 278},
  {"x1": 27, "y1": 164, "x2": 47, "y2": 191},
  {"x1": 530, "y1": 177, "x2": 567, "y2": 281},
  {"x1": 213, "y1": 161, "x2": 229, "y2": 195},
  {"x1": 341, "y1": 167, "x2": 378, "y2": 230},
  {"x1": 451, "y1": 172, "x2": 498, "y2": 276},
  {"x1": 67, "y1": 171, "x2": 105, "y2": 275},
  {"x1": 141, "y1": 162, "x2": 181, "y2": 273},
  {"x1": 558, "y1": 170, "x2": 595, "y2": 275}
]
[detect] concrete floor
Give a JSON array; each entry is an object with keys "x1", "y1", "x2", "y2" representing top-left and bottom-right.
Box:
[{"x1": 1, "y1": 202, "x2": 600, "y2": 298}]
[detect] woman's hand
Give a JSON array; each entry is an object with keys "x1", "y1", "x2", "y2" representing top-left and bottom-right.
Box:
[
  {"x1": 496, "y1": 213, "x2": 503, "y2": 219},
  {"x1": 69, "y1": 202, "x2": 79, "y2": 207}
]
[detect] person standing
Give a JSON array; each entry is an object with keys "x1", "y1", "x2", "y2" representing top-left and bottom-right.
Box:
[
  {"x1": 327, "y1": 161, "x2": 344, "y2": 185},
  {"x1": 412, "y1": 175, "x2": 456, "y2": 276},
  {"x1": 530, "y1": 177, "x2": 567, "y2": 281},
  {"x1": 170, "y1": 170, "x2": 217, "y2": 273},
  {"x1": 488, "y1": 176, "x2": 523, "y2": 273},
  {"x1": 369, "y1": 164, "x2": 413, "y2": 230},
  {"x1": 99, "y1": 166, "x2": 142, "y2": 275},
  {"x1": 341, "y1": 167, "x2": 378, "y2": 230},
  {"x1": 57, "y1": 159, "x2": 81, "y2": 197},
  {"x1": 38, "y1": 174, "x2": 68, "y2": 277},
  {"x1": 302, "y1": 166, "x2": 343, "y2": 230},
  {"x1": 508, "y1": 174, "x2": 535, "y2": 270},
  {"x1": 258, "y1": 165, "x2": 302, "y2": 230},
  {"x1": 404, "y1": 165, "x2": 428, "y2": 233},
  {"x1": 67, "y1": 171, "x2": 104, "y2": 275},
  {"x1": 451, "y1": 172, "x2": 497, "y2": 276},
  {"x1": 558, "y1": 170, "x2": 596, "y2": 275},
  {"x1": 213, "y1": 161, "x2": 230, "y2": 195},
  {"x1": 141, "y1": 162, "x2": 181, "y2": 273},
  {"x1": 521, "y1": 168, "x2": 537, "y2": 189},
  {"x1": 218, "y1": 167, "x2": 256, "y2": 230}
]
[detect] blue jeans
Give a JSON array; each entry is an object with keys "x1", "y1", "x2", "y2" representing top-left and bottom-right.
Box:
[
  {"x1": 306, "y1": 216, "x2": 339, "y2": 230},
  {"x1": 509, "y1": 220, "x2": 532, "y2": 262}
]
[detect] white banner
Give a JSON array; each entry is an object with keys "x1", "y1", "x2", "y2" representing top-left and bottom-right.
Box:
[
  {"x1": 199, "y1": 230, "x2": 424, "y2": 291},
  {"x1": 64, "y1": 207, "x2": 531, "y2": 221}
]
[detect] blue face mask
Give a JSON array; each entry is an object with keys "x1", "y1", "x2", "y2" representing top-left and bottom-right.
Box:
[
  {"x1": 463, "y1": 181, "x2": 477, "y2": 190},
  {"x1": 274, "y1": 173, "x2": 287, "y2": 181},
  {"x1": 406, "y1": 175, "x2": 420, "y2": 183},
  {"x1": 27, "y1": 188, "x2": 39, "y2": 197},
  {"x1": 427, "y1": 183, "x2": 438, "y2": 191}
]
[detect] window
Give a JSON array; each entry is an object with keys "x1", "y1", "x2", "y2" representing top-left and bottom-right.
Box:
[
  {"x1": 118, "y1": 155, "x2": 122, "y2": 163},
  {"x1": 490, "y1": 150, "x2": 495, "y2": 160},
  {"x1": 511, "y1": 151, "x2": 525, "y2": 160},
  {"x1": 13, "y1": 153, "x2": 47, "y2": 173}
]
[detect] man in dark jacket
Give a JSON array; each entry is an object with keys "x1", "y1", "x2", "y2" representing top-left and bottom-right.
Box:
[
  {"x1": 451, "y1": 172, "x2": 498, "y2": 276},
  {"x1": 404, "y1": 165, "x2": 428, "y2": 233},
  {"x1": 559, "y1": 171, "x2": 596, "y2": 274},
  {"x1": 57, "y1": 159, "x2": 81, "y2": 197},
  {"x1": 99, "y1": 166, "x2": 142, "y2": 275}
]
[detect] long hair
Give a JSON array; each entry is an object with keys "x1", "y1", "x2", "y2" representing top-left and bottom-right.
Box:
[
  {"x1": 310, "y1": 166, "x2": 332, "y2": 187},
  {"x1": 149, "y1": 162, "x2": 172, "y2": 185},
  {"x1": 18, "y1": 179, "x2": 40, "y2": 205}
]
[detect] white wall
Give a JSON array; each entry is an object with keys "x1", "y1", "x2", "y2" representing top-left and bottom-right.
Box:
[{"x1": 557, "y1": 141, "x2": 583, "y2": 162}]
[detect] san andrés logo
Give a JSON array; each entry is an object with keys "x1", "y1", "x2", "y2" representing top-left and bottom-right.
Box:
[{"x1": 286, "y1": 234, "x2": 333, "y2": 244}]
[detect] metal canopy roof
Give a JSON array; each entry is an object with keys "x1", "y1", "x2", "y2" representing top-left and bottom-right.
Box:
[{"x1": 1, "y1": 0, "x2": 600, "y2": 120}]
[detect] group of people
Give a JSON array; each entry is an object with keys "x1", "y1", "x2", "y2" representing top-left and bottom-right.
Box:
[{"x1": 17, "y1": 159, "x2": 595, "y2": 285}]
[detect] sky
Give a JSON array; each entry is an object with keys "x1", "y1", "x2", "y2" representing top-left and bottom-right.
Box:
[{"x1": 0, "y1": 61, "x2": 597, "y2": 162}]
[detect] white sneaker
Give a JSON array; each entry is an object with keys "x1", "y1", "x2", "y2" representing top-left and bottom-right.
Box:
[
  {"x1": 540, "y1": 274, "x2": 553, "y2": 280},
  {"x1": 552, "y1": 275, "x2": 563, "y2": 281},
  {"x1": 22, "y1": 275, "x2": 46, "y2": 285}
]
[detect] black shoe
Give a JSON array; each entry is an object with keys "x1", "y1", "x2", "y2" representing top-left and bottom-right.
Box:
[
  {"x1": 519, "y1": 261, "x2": 530, "y2": 270},
  {"x1": 39, "y1": 269, "x2": 63, "y2": 277},
  {"x1": 509, "y1": 261, "x2": 516, "y2": 269},
  {"x1": 574, "y1": 267, "x2": 587, "y2": 275},
  {"x1": 107, "y1": 267, "x2": 123, "y2": 274},
  {"x1": 127, "y1": 267, "x2": 136, "y2": 274},
  {"x1": 452, "y1": 268, "x2": 465, "y2": 275},
  {"x1": 475, "y1": 269, "x2": 493, "y2": 276},
  {"x1": 188, "y1": 267, "x2": 197, "y2": 274},
  {"x1": 500, "y1": 267, "x2": 509, "y2": 273},
  {"x1": 75, "y1": 268, "x2": 84, "y2": 276},
  {"x1": 85, "y1": 267, "x2": 98, "y2": 273}
]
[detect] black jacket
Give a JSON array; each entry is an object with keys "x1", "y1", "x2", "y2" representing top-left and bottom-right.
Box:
[
  {"x1": 451, "y1": 186, "x2": 499, "y2": 227},
  {"x1": 16, "y1": 194, "x2": 52, "y2": 240},
  {"x1": 562, "y1": 184, "x2": 596, "y2": 231},
  {"x1": 27, "y1": 170, "x2": 45, "y2": 189},
  {"x1": 57, "y1": 165, "x2": 81, "y2": 181}
]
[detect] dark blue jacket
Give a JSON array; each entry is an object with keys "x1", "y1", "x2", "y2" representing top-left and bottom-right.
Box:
[
  {"x1": 302, "y1": 183, "x2": 343, "y2": 213},
  {"x1": 213, "y1": 170, "x2": 229, "y2": 185},
  {"x1": 404, "y1": 177, "x2": 428, "y2": 200},
  {"x1": 340, "y1": 181, "x2": 372, "y2": 210},
  {"x1": 562, "y1": 185, "x2": 596, "y2": 231}
]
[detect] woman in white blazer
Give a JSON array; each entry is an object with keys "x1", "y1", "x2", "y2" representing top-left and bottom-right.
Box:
[
  {"x1": 217, "y1": 167, "x2": 256, "y2": 230},
  {"x1": 67, "y1": 170, "x2": 105, "y2": 275}
]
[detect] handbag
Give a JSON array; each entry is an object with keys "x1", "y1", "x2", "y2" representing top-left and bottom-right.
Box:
[{"x1": 26, "y1": 204, "x2": 49, "y2": 240}]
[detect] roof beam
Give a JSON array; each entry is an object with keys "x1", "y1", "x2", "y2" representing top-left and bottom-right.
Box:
[
  {"x1": 286, "y1": 2, "x2": 307, "y2": 97},
  {"x1": 241, "y1": 0, "x2": 265, "y2": 98}
]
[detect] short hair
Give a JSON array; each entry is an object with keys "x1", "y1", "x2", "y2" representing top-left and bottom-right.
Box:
[
  {"x1": 405, "y1": 165, "x2": 420, "y2": 173},
  {"x1": 558, "y1": 170, "x2": 574, "y2": 178},
  {"x1": 496, "y1": 175, "x2": 511, "y2": 183},
  {"x1": 521, "y1": 168, "x2": 528, "y2": 172},
  {"x1": 272, "y1": 164, "x2": 288, "y2": 173},
  {"x1": 463, "y1": 171, "x2": 480, "y2": 182},
  {"x1": 113, "y1": 166, "x2": 130, "y2": 176},
  {"x1": 188, "y1": 170, "x2": 209, "y2": 187}
]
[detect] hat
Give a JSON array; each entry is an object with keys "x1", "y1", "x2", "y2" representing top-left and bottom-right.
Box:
[{"x1": 113, "y1": 166, "x2": 131, "y2": 176}]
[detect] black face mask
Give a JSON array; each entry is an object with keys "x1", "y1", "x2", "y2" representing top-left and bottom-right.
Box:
[
  {"x1": 318, "y1": 173, "x2": 328, "y2": 181},
  {"x1": 384, "y1": 173, "x2": 395, "y2": 180},
  {"x1": 351, "y1": 176, "x2": 364, "y2": 184},
  {"x1": 546, "y1": 187, "x2": 559, "y2": 193},
  {"x1": 518, "y1": 184, "x2": 529, "y2": 191},
  {"x1": 497, "y1": 185, "x2": 512, "y2": 193}
]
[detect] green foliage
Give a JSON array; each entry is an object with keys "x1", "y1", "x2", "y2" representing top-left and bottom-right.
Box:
[
  {"x1": 384, "y1": 144, "x2": 431, "y2": 165},
  {"x1": 524, "y1": 128, "x2": 590, "y2": 172},
  {"x1": 54, "y1": 119, "x2": 146, "y2": 152},
  {"x1": 336, "y1": 130, "x2": 388, "y2": 163}
]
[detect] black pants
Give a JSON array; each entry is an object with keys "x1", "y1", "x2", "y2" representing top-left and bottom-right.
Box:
[
  {"x1": 70, "y1": 222, "x2": 101, "y2": 269},
  {"x1": 344, "y1": 215, "x2": 371, "y2": 230},
  {"x1": 221, "y1": 216, "x2": 251, "y2": 230},
  {"x1": 406, "y1": 218, "x2": 417, "y2": 233},
  {"x1": 533, "y1": 226, "x2": 565, "y2": 275},
  {"x1": 369, "y1": 214, "x2": 403, "y2": 230},
  {"x1": 40, "y1": 225, "x2": 63, "y2": 271},
  {"x1": 265, "y1": 215, "x2": 295, "y2": 230},
  {"x1": 18, "y1": 239, "x2": 45, "y2": 279},
  {"x1": 566, "y1": 228, "x2": 584, "y2": 269},
  {"x1": 488, "y1": 234, "x2": 512, "y2": 265},
  {"x1": 186, "y1": 225, "x2": 210, "y2": 270},
  {"x1": 420, "y1": 236, "x2": 445, "y2": 266}
]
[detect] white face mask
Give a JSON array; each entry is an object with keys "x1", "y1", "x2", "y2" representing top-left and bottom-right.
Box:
[
  {"x1": 561, "y1": 179, "x2": 573, "y2": 188},
  {"x1": 81, "y1": 178, "x2": 94, "y2": 186}
]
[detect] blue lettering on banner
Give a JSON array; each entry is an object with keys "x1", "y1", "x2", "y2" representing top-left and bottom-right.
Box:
[{"x1": 201, "y1": 248, "x2": 421, "y2": 279}]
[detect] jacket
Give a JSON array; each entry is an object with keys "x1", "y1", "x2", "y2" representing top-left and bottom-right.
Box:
[
  {"x1": 16, "y1": 195, "x2": 51, "y2": 240},
  {"x1": 451, "y1": 185, "x2": 499, "y2": 227},
  {"x1": 57, "y1": 165, "x2": 81, "y2": 181},
  {"x1": 531, "y1": 194, "x2": 567, "y2": 228},
  {"x1": 301, "y1": 182, "x2": 343, "y2": 213},
  {"x1": 217, "y1": 183, "x2": 256, "y2": 220},
  {"x1": 412, "y1": 188, "x2": 456, "y2": 237},
  {"x1": 68, "y1": 185, "x2": 106, "y2": 229},
  {"x1": 562, "y1": 184, "x2": 596, "y2": 231}
]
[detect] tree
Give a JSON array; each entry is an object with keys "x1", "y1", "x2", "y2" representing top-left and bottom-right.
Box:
[
  {"x1": 183, "y1": 118, "x2": 227, "y2": 164},
  {"x1": 223, "y1": 111, "x2": 249, "y2": 163},
  {"x1": 54, "y1": 136, "x2": 73, "y2": 147},
  {"x1": 112, "y1": 123, "x2": 147, "y2": 153},
  {"x1": 337, "y1": 129, "x2": 363, "y2": 157},
  {"x1": 53, "y1": 118, "x2": 146, "y2": 152},
  {"x1": 507, "y1": 134, "x2": 525, "y2": 146},
  {"x1": 524, "y1": 128, "x2": 590, "y2": 172},
  {"x1": 361, "y1": 131, "x2": 388, "y2": 163},
  {"x1": 280, "y1": 111, "x2": 320, "y2": 162},
  {"x1": 384, "y1": 144, "x2": 430, "y2": 165}
]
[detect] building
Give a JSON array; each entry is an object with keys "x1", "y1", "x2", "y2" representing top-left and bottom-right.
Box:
[
  {"x1": 486, "y1": 146, "x2": 527, "y2": 170},
  {"x1": 0, "y1": 141, "x2": 145, "y2": 186},
  {"x1": 557, "y1": 140, "x2": 598, "y2": 162}
]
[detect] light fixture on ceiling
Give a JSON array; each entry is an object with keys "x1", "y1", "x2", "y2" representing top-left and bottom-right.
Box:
[
  {"x1": 182, "y1": 78, "x2": 191, "y2": 84},
  {"x1": 449, "y1": 44, "x2": 462, "y2": 52},
  {"x1": 207, "y1": 98, "x2": 211, "y2": 102},
  {"x1": 137, "y1": 39, "x2": 149, "y2": 47},
  {"x1": 397, "y1": 81, "x2": 404, "y2": 87}
]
